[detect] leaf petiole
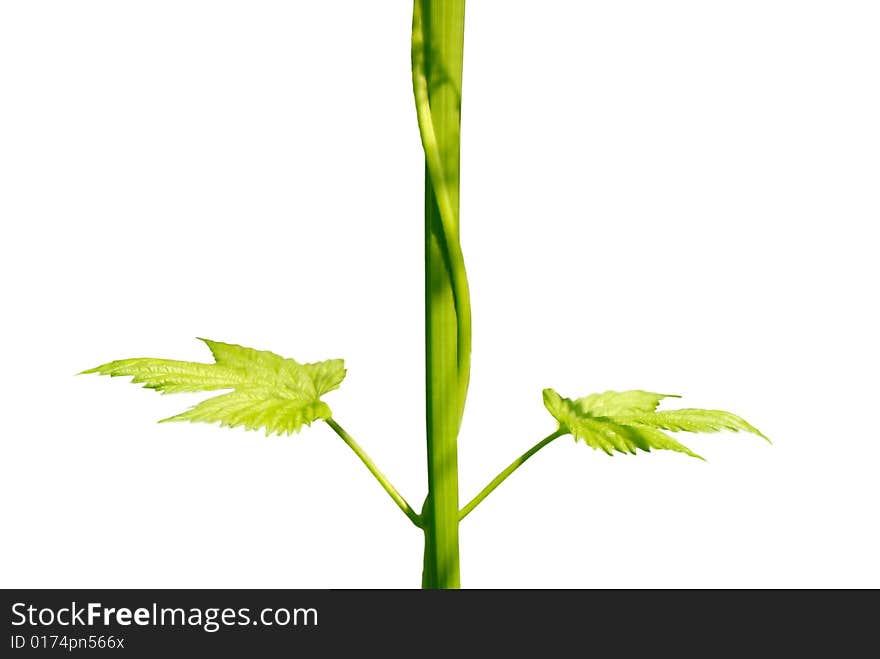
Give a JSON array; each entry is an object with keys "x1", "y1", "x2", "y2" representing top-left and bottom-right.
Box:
[
  {"x1": 459, "y1": 428, "x2": 567, "y2": 521},
  {"x1": 325, "y1": 418, "x2": 422, "y2": 528}
]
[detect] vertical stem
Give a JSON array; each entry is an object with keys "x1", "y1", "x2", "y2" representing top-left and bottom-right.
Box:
[{"x1": 413, "y1": 0, "x2": 469, "y2": 589}]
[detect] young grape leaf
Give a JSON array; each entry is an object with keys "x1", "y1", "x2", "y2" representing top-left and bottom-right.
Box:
[
  {"x1": 543, "y1": 388, "x2": 767, "y2": 460},
  {"x1": 81, "y1": 339, "x2": 346, "y2": 436}
]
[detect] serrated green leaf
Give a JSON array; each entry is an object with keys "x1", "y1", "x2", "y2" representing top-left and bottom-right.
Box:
[
  {"x1": 543, "y1": 387, "x2": 766, "y2": 459},
  {"x1": 82, "y1": 339, "x2": 346, "y2": 436}
]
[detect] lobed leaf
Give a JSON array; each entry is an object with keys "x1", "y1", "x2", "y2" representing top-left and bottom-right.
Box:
[
  {"x1": 543, "y1": 387, "x2": 766, "y2": 460},
  {"x1": 82, "y1": 339, "x2": 346, "y2": 436}
]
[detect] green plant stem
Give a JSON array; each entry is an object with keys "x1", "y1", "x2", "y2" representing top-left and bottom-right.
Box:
[
  {"x1": 460, "y1": 429, "x2": 566, "y2": 521},
  {"x1": 412, "y1": 0, "x2": 469, "y2": 589},
  {"x1": 325, "y1": 418, "x2": 422, "y2": 528}
]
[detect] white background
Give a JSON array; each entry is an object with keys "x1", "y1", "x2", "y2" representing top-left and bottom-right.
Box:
[{"x1": 2, "y1": 1, "x2": 878, "y2": 588}]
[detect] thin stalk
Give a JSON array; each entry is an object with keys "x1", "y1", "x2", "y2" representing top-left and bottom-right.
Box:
[
  {"x1": 460, "y1": 429, "x2": 566, "y2": 521},
  {"x1": 325, "y1": 418, "x2": 422, "y2": 528},
  {"x1": 412, "y1": 0, "x2": 469, "y2": 589}
]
